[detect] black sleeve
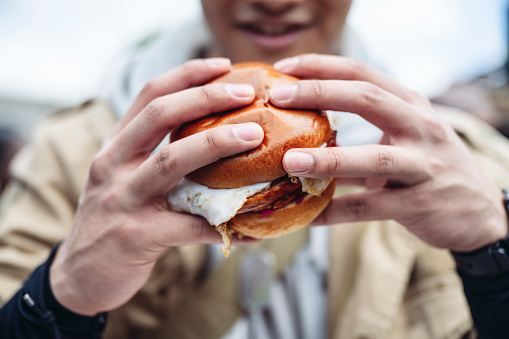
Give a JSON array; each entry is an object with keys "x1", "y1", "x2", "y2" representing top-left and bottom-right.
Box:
[
  {"x1": 0, "y1": 245, "x2": 107, "y2": 339},
  {"x1": 459, "y1": 271, "x2": 509, "y2": 339}
]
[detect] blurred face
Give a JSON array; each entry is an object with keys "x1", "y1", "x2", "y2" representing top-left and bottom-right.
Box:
[{"x1": 200, "y1": 0, "x2": 352, "y2": 64}]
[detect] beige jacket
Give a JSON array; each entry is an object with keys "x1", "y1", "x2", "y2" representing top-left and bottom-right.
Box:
[{"x1": 2, "y1": 100, "x2": 509, "y2": 339}]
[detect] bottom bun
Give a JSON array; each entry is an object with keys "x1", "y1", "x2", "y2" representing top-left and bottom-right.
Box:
[{"x1": 227, "y1": 180, "x2": 335, "y2": 238}]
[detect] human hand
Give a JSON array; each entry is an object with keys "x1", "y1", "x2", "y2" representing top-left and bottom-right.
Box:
[
  {"x1": 270, "y1": 54, "x2": 508, "y2": 253},
  {"x1": 50, "y1": 58, "x2": 264, "y2": 316}
]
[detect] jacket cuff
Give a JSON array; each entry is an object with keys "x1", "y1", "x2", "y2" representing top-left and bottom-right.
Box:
[
  {"x1": 21, "y1": 243, "x2": 107, "y2": 338},
  {"x1": 459, "y1": 270, "x2": 509, "y2": 339}
]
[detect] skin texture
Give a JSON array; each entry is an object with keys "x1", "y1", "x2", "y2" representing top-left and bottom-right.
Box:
[
  {"x1": 273, "y1": 54, "x2": 508, "y2": 252},
  {"x1": 172, "y1": 63, "x2": 332, "y2": 188},
  {"x1": 200, "y1": 0, "x2": 352, "y2": 64},
  {"x1": 50, "y1": 59, "x2": 264, "y2": 315},
  {"x1": 49, "y1": 0, "x2": 508, "y2": 317}
]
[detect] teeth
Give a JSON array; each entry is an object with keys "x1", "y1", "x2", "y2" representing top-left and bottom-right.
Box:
[{"x1": 249, "y1": 23, "x2": 298, "y2": 35}]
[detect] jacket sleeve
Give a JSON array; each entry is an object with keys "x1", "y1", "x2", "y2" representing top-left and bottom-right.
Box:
[
  {"x1": 459, "y1": 271, "x2": 509, "y2": 339},
  {"x1": 0, "y1": 105, "x2": 107, "y2": 305},
  {"x1": 0, "y1": 243, "x2": 107, "y2": 338},
  {"x1": 439, "y1": 107, "x2": 509, "y2": 338}
]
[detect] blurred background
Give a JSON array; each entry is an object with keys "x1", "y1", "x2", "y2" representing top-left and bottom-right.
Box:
[
  {"x1": 0, "y1": 0, "x2": 508, "y2": 184},
  {"x1": 1, "y1": 0, "x2": 508, "y2": 133}
]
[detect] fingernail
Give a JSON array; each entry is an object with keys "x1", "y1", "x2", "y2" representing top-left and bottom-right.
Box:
[
  {"x1": 226, "y1": 84, "x2": 255, "y2": 98},
  {"x1": 270, "y1": 84, "x2": 297, "y2": 102},
  {"x1": 205, "y1": 57, "x2": 232, "y2": 68},
  {"x1": 285, "y1": 152, "x2": 313, "y2": 173},
  {"x1": 274, "y1": 57, "x2": 299, "y2": 72},
  {"x1": 234, "y1": 123, "x2": 263, "y2": 142}
]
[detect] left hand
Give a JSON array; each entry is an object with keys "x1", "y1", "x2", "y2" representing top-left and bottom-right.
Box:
[{"x1": 269, "y1": 54, "x2": 507, "y2": 252}]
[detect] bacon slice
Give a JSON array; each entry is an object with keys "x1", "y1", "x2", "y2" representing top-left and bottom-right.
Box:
[
  {"x1": 237, "y1": 176, "x2": 302, "y2": 213},
  {"x1": 236, "y1": 133, "x2": 336, "y2": 215},
  {"x1": 327, "y1": 130, "x2": 338, "y2": 147}
]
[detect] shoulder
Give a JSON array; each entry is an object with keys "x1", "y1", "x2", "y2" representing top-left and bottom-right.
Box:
[
  {"x1": 10, "y1": 100, "x2": 119, "y2": 200},
  {"x1": 37, "y1": 100, "x2": 118, "y2": 145},
  {"x1": 31, "y1": 100, "x2": 118, "y2": 163}
]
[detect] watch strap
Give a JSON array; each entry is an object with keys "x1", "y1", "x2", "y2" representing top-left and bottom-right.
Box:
[
  {"x1": 452, "y1": 236, "x2": 509, "y2": 277},
  {"x1": 451, "y1": 189, "x2": 509, "y2": 277}
]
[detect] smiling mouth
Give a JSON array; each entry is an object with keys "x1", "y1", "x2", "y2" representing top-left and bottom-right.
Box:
[{"x1": 239, "y1": 23, "x2": 307, "y2": 36}]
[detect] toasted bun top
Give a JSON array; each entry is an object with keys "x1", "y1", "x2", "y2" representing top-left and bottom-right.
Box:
[{"x1": 171, "y1": 62, "x2": 332, "y2": 189}]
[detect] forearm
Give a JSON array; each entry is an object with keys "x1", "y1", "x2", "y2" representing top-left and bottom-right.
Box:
[{"x1": 0, "y1": 245, "x2": 106, "y2": 339}]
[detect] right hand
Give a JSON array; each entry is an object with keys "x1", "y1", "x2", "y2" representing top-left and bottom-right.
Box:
[{"x1": 49, "y1": 58, "x2": 264, "y2": 316}]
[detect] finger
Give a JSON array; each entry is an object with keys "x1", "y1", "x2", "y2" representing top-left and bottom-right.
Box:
[
  {"x1": 269, "y1": 79, "x2": 420, "y2": 136},
  {"x1": 128, "y1": 123, "x2": 264, "y2": 199},
  {"x1": 273, "y1": 54, "x2": 428, "y2": 105},
  {"x1": 310, "y1": 188, "x2": 411, "y2": 226},
  {"x1": 115, "y1": 82, "x2": 255, "y2": 161},
  {"x1": 110, "y1": 58, "x2": 233, "y2": 137},
  {"x1": 283, "y1": 145, "x2": 429, "y2": 185},
  {"x1": 150, "y1": 212, "x2": 258, "y2": 247},
  {"x1": 335, "y1": 177, "x2": 387, "y2": 189}
]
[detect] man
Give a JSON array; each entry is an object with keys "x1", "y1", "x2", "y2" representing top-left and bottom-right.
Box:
[{"x1": 1, "y1": 0, "x2": 509, "y2": 338}]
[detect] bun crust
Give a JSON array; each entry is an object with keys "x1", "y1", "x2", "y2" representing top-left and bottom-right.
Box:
[
  {"x1": 227, "y1": 180, "x2": 335, "y2": 238},
  {"x1": 171, "y1": 62, "x2": 332, "y2": 189}
]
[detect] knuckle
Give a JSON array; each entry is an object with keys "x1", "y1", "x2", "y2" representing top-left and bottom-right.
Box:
[
  {"x1": 310, "y1": 79, "x2": 327, "y2": 100},
  {"x1": 88, "y1": 152, "x2": 110, "y2": 185},
  {"x1": 111, "y1": 223, "x2": 144, "y2": 251},
  {"x1": 140, "y1": 79, "x2": 160, "y2": 99},
  {"x1": 182, "y1": 59, "x2": 212, "y2": 78},
  {"x1": 189, "y1": 217, "x2": 209, "y2": 239},
  {"x1": 324, "y1": 150, "x2": 344, "y2": 176},
  {"x1": 182, "y1": 59, "x2": 203, "y2": 74},
  {"x1": 372, "y1": 149, "x2": 394, "y2": 176},
  {"x1": 154, "y1": 146, "x2": 178, "y2": 176},
  {"x1": 311, "y1": 212, "x2": 326, "y2": 226},
  {"x1": 197, "y1": 85, "x2": 213, "y2": 104},
  {"x1": 345, "y1": 197, "x2": 367, "y2": 220},
  {"x1": 301, "y1": 53, "x2": 320, "y2": 65},
  {"x1": 406, "y1": 88, "x2": 427, "y2": 104},
  {"x1": 429, "y1": 122, "x2": 449, "y2": 142},
  {"x1": 408, "y1": 187, "x2": 434, "y2": 211},
  {"x1": 357, "y1": 82, "x2": 383, "y2": 107},
  {"x1": 316, "y1": 207, "x2": 333, "y2": 225},
  {"x1": 205, "y1": 129, "x2": 222, "y2": 152},
  {"x1": 346, "y1": 58, "x2": 368, "y2": 75},
  {"x1": 419, "y1": 115, "x2": 451, "y2": 143},
  {"x1": 143, "y1": 98, "x2": 164, "y2": 124},
  {"x1": 101, "y1": 189, "x2": 124, "y2": 213}
]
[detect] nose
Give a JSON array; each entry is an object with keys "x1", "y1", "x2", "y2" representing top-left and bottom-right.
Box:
[{"x1": 248, "y1": 0, "x2": 304, "y2": 15}]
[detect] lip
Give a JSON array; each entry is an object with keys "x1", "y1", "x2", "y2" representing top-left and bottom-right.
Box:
[{"x1": 237, "y1": 23, "x2": 310, "y2": 50}]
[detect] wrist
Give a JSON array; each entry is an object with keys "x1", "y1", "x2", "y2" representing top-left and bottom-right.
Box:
[
  {"x1": 452, "y1": 189, "x2": 509, "y2": 252},
  {"x1": 49, "y1": 243, "x2": 99, "y2": 317},
  {"x1": 451, "y1": 189, "x2": 509, "y2": 277},
  {"x1": 18, "y1": 243, "x2": 107, "y2": 336},
  {"x1": 452, "y1": 232, "x2": 509, "y2": 277}
]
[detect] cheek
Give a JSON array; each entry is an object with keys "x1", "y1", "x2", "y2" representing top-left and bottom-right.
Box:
[
  {"x1": 201, "y1": 1, "x2": 228, "y2": 34},
  {"x1": 302, "y1": 21, "x2": 342, "y2": 54},
  {"x1": 316, "y1": 3, "x2": 351, "y2": 44}
]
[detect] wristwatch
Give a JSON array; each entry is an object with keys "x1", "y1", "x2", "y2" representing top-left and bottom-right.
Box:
[{"x1": 451, "y1": 189, "x2": 509, "y2": 277}]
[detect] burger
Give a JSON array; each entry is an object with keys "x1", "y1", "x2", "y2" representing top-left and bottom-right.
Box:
[{"x1": 167, "y1": 62, "x2": 336, "y2": 256}]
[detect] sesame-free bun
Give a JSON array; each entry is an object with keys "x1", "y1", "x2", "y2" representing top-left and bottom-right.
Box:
[
  {"x1": 170, "y1": 62, "x2": 332, "y2": 189},
  {"x1": 228, "y1": 180, "x2": 335, "y2": 238}
]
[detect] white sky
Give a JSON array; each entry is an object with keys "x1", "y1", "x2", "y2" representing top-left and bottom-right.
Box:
[{"x1": 0, "y1": 0, "x2": 507, "y2": 107}]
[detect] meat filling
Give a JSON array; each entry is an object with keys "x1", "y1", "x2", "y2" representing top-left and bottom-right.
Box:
[
  {"x1": 238, "y1": 176, "x2": 306, "y2": 213},
  {"x1": 237, "y1": 131, "x2": 336, "y2": 214}
]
